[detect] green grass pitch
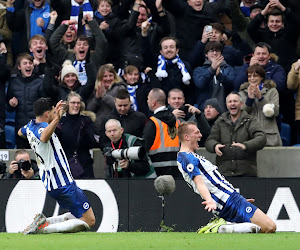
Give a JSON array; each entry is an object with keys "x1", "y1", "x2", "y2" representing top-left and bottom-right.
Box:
[{"x1": 0, "y1": 232, "x2": 299, "y2": 249}]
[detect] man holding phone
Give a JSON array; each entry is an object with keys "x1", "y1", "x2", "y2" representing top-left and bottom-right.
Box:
[{"x1": 167, "y1": 88, "x2": 211, "y2": 145}]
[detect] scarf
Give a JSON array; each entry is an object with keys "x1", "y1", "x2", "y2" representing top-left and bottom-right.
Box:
[
  {"x1": 155, "y1": 54, "x2": 191, "y2": 85},
  {"x1": 73, "y1": 60, "x2": 87, "y2": 86},
  {"x1": 70, "y1": 0, "x2": 94, "y2": 30}
]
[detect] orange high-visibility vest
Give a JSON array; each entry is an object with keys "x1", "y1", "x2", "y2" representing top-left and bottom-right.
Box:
[{"x1": 148, "y1": 117, "x2": 180, "y2": 168}]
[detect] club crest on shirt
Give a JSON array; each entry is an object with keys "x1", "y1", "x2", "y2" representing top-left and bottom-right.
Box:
[
  {"x1": 187, "y1": 163, "x2": 194, "y2": 172},
  {"x1": 38, "y1": 128, "x2": 44, "y2": 134},
  {"x1": 246, "y1": 206, "x2": 252, "y2": 213}
]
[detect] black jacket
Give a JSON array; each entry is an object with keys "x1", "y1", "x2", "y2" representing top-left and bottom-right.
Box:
[
  {"x1": 56, "y1": 112, "x2": 98, "y2": 179},
  {"x1": 99, "y1": 107, "x2": 147, "y2": 149},
  {"x1": 6, "y1": 71, "x2": 46, "y2": 130}
]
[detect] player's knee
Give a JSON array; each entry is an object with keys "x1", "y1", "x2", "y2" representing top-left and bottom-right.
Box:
[
  {"x1": 87, "y1": 216, "x2": 96, "y2": 228},
  {"x1": 263, "y1": 221, "x2": 276, "y2": 233}
]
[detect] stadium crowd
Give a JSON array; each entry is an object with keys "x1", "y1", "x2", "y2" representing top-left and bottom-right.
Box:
[{"x1": 1, "y1": 0, "x2": 300, "y2": 179}]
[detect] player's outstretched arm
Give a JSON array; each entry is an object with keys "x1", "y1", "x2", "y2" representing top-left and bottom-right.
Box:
[
  {"x1": 40, "y1": 100, "x2": 65, "y2": 143},
  {"x1": 193, "y1": 175, "x2": 216, "y2": 212}
]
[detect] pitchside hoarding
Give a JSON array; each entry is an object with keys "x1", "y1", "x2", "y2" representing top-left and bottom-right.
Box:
[{"x1": 0, "y1": 178, "x2": 299, "y2": 232}]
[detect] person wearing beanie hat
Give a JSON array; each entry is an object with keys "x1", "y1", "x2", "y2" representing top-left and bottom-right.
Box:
[
  {"x1": 61, "y1": 60, "x2": 79, "y2": 82},
  {"x1": 204, "y1": 98, "x2": 222, "y2": 114},
  {"x1": 43, "y1": 59, "x2": 97, "y2": 103},
  {"x1": 203, "y1": 98, "x2": 222, "y2": 129}
]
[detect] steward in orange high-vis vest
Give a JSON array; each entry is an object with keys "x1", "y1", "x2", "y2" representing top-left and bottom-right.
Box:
[{"x1": 144, "y1": 112, "x2": 181, "y2": 178}]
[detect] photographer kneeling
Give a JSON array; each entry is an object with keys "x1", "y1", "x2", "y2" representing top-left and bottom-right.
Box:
[
  {"x1": 3, "y1": 149, "x2": 39, "y2": 179},
  {"x1": 102, "y1": 119, "x2": 156, "y2": 178}
]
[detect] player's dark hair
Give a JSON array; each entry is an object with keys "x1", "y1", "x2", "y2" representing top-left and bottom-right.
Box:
[
  {"x1": 33, "y1": 97, "x2": 55, "y2": 117},
  {"x1": 115, "y1": 88, "x2": 130, "y2": 100}
]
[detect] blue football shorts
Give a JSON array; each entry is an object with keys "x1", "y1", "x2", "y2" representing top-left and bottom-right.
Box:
[
  {"x1": 48, "y1": 181, "x2": 91, "y2": 218},
  {"x1": 218, "y1": 191, "x2": 258, "y2": 223}
]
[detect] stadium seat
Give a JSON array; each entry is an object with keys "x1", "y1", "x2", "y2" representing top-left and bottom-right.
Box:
[
  {"x1": 5, "y1": 125, "x2": 15, "y2": 149},
  {"x1": 280, "y1": 122, "x2": 291, "y2": 146}
]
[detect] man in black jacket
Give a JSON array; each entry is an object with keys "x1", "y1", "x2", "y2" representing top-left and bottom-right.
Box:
[{"x1": 99, "y1": 88, "x2": 147, "y2": 149}]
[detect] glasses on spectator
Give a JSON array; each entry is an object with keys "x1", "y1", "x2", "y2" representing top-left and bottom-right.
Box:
[
  {"x1": 69, "y1": 101, "x2": 81, "y2": 105},
  {"x1": 207, "y1": 49, "x2": 221, "y2": 53}
]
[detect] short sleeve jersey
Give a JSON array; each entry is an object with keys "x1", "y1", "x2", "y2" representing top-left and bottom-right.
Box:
[{"x1": 21, "y1": 120, "x2": 73, "y2": 191}]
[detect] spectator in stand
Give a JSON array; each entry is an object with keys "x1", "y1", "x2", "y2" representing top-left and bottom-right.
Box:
[
  {"x1": 0, "y1": 0, "x2": 13, "y2": 67},
  {"x1": 123, "y1": 65, "x2": 152, "y2": 116},
  {"x1": 102, "y1": 119, "x2": 156, "y2": 178},
  {"x1": 56, "y1": 92, "x2": 98, "y2": 179},
  {"x1": 29, "y1": 35, "x2": 48, "y2": 76},
  {"x1": 229, "y1": 0, "x2": 264, "y2": 51},
  {"x1": 239, "y1": 65, "x2": 282, "y2": 146},
  {"x1": 240, "y1": 0, "x2": 257, "y2": 17},
  {"x1": 118, "y1": 0, "x2": 170, "y2": 71},
  {"x1": 93, "y1": 0, "x2": 124, "y2": 69},
  {"x1": 143, "y1": 88, "x2": 180, "y2": 178},
  {"x1": 189, "y1": 22, "x2": 244, "y2": 68},
  {"x1": 49, "y1": 14, "x2": 107, "y2": 85},
  {"x1": 86, "y1": 63, "x2": 126, "y2": 136},
  {"x1": 247, "y1": 0, "x2": 300, "y2": 73},
  {"x1": 2, "y1": 149, "x2": 39, "y2": 179},
  {"x1": 50, "y1": 0, "x2": 98, "y2": 35},
  {"x1": 6, "y1": 53, "x2": 46, "y2": 149},
  {"x1": 98, "y1": 88, "x2": 147, "y2": 149},
  {"x1": 161, "y1": 0, "x2": 225, "y2": 60},
  {"x1": 151, "y1": 36, "x2": 194, "y2": 104},
  {"x1": 43, "y1": 59, "x2": 96, "y2": 103},
  {"x1": 193, "y1": 41, "x2": 236, "y2": 113},
  {"x1": 203, "y1": 98, "x2": 222, "y2": 129},
  {"x1": 233, "y1": 43, "x2": 286, "y2": 93},
  {"x1": 205, "y1": 92, "x2": 266, "y2": 177},
  {"x1": 287, "y1": 60, "x2": 300, "y2": 144},
  {"x1": 6, "y1": 0, "x2": 52, "y2": 54},
  {"x1": 0, "y1": 43, "x2": 10, "y2": 148},
  {"x1": 167, "y1": 88, "x2": 211, "y2": 146},
  {"x1": 201, "y1": 98, "x2": 223, "y2": 146}
]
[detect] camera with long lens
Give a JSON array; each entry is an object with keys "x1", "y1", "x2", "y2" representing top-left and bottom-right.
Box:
[
  {"x1": 111, "y1": 146, "x2": 146, "y2": 160},
  {"x1": 17, "y1": 160, "x2": 32, "y2": 171},
  {"x1": 103, "y1": 146, "x2": 146, "y2": 165}
]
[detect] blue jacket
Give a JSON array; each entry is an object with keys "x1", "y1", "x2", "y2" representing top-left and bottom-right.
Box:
[
  {"x1": 233, "y1": 59, "x2": 287, "y2": 93},
  {"x1": 193, "y1": 60, "x2": 236, "y2": 112}
]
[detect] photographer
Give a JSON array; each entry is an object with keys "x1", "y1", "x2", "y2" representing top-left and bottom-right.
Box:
[
  {"x1": 3, "y1": 149, "x2": 39, "y2": 179},
  {"x1": 103, "y1": 119, "x2": 156, "y2": 179},
  {"x1": 167, "y1": 88, "x2": 211, "y2": 146}
]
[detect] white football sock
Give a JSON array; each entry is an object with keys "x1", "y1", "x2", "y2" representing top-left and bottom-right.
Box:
[
  {"x1": 218, "y1": 223, "x2": 261, "y2": 233},
  {"x1": 46, "y1": 212, "x2": 76, "y2": 224},
  {"x1": 40, "y1": 219, "x2": 89, "y2": 233}
]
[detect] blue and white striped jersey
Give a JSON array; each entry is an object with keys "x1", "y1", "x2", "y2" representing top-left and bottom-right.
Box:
[
  {"x1": 21, "y1": 120, "x2": 73, "y2": 191},
  {"x1": 177, "y1": 151, "x2": 235, "y2": 212}
]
